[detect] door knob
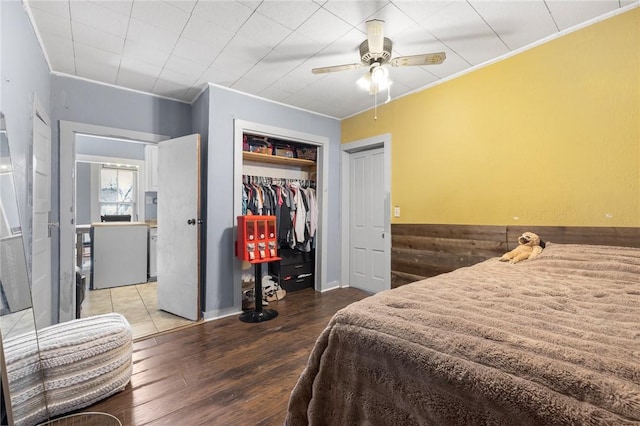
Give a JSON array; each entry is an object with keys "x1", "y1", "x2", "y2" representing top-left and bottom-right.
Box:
[{"x1": 187, "y1": 219, "x2": 196, "y2": 225}]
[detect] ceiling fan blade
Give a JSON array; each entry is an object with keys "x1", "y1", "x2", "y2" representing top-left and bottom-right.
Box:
[
  {"x1": 390, "y1": 52, "x2": 446, "y2": 67},
  {"x1": 366, "y1": 19, "x2": 385, "y2": 54},
  {"x1": 311, "y1": 63, "x2": 363, "y2": 74}
]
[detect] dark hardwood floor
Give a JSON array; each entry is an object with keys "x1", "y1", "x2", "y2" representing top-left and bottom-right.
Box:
[{"x1": 82, "y1": 287, "x2": 369, "y2": 425}]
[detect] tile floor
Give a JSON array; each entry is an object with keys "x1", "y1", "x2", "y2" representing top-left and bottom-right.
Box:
[
  {"x1": 81, "y1": 281, "x2": 195, "y2": 340},
  {"x1": 0, "y1": 282, "x2": 193, "y2": 342}
]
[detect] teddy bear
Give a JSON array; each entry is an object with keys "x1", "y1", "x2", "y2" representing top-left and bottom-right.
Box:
[{"x1": 500, "y1": 232, "x2": 544, "y2": 264}]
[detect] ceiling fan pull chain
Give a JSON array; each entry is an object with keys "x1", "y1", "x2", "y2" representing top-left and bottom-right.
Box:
[{"x1": 374, "y1": 91, "x2": 378, "y2": 120}]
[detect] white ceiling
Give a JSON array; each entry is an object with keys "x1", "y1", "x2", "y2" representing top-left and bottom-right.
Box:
[{"x1": 25, "y1": 0, "x2": 637, "y2": 119}]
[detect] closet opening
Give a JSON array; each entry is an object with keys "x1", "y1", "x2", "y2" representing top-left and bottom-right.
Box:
[{"x1": 233, "y1": 121, "x2": 329, "y2": 314}]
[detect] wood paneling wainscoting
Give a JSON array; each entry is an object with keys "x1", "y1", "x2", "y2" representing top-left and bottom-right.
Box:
[
  {"x1": 391, "y1": 224, "x2": 640, "y2": 288},
  {"x1": 391, "y1": 224, "x2": 506, "y2": 287}
]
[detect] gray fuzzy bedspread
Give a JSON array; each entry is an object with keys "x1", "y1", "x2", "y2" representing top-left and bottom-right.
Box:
[{"x1": 285, "y1": 243, "x2": 640, "y2": 425}]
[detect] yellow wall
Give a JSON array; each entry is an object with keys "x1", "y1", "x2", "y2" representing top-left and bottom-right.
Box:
[{"x1": 342, "y1": 8, "x2": 640, "y2": 227}]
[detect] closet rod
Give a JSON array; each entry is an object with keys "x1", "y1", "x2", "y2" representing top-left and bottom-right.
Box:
[{"x1": 242, "y1": 174, "x2": 314, "y2": 187}]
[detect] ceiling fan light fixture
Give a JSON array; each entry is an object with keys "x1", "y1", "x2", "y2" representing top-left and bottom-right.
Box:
[
  {"x1": 357, "y1": 69, "x2": 391, "y2": 94},
  {"x1": 377, "y1": 78, "x2": 391, "y2": 92},
  {"x1": 357, "y1": 72, "x2": 373, "y2": 91},
  {"x1": 370, "y1": 64, "x2": 388, "y2": 84}
]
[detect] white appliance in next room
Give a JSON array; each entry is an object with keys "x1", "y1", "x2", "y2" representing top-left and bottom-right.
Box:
[
  {"x1": 148, "y1": 227, "x2": 157, "y2": 280},
  {"x1": 92, "y1": 222, "x2": 148, "y2": 289}
]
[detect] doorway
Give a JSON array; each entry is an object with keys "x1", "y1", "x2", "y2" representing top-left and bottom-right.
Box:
[
  {"x1": 232, "y1": 120, "x2": 330, "y2": 313},
  {"x1": 341, "y1": 134, "x2": 392, "y2": 293},
  {"x1": 59, "y1": 122, "x2": 199, "y2": 339}
]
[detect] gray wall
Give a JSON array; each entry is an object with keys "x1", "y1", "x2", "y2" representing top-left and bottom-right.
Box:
[
  {"x1": 51, "y1": 75, "x2": 192, "y2": 138},
  {"x1": 75, "y1": 162, "x2": 92, "y2": 225},
  {"x1": 76, "y1": 134, "x2": 146, "y2": 160},
  {"x1": 0, "y1": 0, "x2": 51, "y2": 270},
  {"x1": 205, "y1": 84, "x2": 341, "y2": 317},
  {"x1": 0, "y1": 0, "x2": 3, "y2": 107}
]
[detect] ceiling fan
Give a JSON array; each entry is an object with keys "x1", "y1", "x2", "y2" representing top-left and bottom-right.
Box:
[{"x1": 312, "y1": 20, "x2": 446, "y2": 95}]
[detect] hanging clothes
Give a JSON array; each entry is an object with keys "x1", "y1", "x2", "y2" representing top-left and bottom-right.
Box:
[
  {"x1": 242, "y1": 175, "x2": 318, "y2": 253},
  {"x1": 302, "y1": 187, "x2": 317, "y2": 251},
  {"x1": 290, "y1": 182, "x2": 306, "y2": 245},
  {"x1": 278, "y1": 186, "x2": 293, "y2": 242},
  {"x1": 242, "y1": 184, "x2": 248, "y2": 215}
]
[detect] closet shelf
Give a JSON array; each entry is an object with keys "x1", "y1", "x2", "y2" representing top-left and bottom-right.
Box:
[{"x1": 243, "y1": 151, "x2": 316, "y2": 168}]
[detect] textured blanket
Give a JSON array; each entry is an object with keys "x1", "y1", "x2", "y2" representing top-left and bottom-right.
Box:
[{"x1": 286, "y1": 243, "x2": 640, "y2": 425}]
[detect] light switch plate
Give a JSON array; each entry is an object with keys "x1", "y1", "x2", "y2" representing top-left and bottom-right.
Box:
[{"x1": 394, "y1": 206, "x2": 400, "y2": 217}]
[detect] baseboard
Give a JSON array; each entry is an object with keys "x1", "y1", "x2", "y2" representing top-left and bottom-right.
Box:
[
  {"x1": 320, "y1": 281, "x2": 342, "y2": 292},
  {"x1": 202, "y1": 307, "x2": 243, "y2": 321}
]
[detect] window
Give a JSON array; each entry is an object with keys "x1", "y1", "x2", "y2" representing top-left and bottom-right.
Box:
[{"x1": 99, "y1": 166, "x2": 137, "y2": 217}]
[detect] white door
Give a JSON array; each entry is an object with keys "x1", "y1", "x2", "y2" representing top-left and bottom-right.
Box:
[
  {"x1": 349, "y1": 147, "x2": 389, "y2": 293},
  {"x1": 32, "y1": 100, "x2": 54, "y2": 328},
  {"x1": 157, "y1": 134, "x2": 201, "y2": 321}
]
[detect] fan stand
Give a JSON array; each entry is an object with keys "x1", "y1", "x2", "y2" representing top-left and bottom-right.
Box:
[{"x1": 239, "y1": 260, "x2": 279, "y2": 323}]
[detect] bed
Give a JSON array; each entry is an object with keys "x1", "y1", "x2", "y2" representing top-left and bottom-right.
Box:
[{"x1": 285, "y1": 242, "x2": 640, "y2": 425}]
